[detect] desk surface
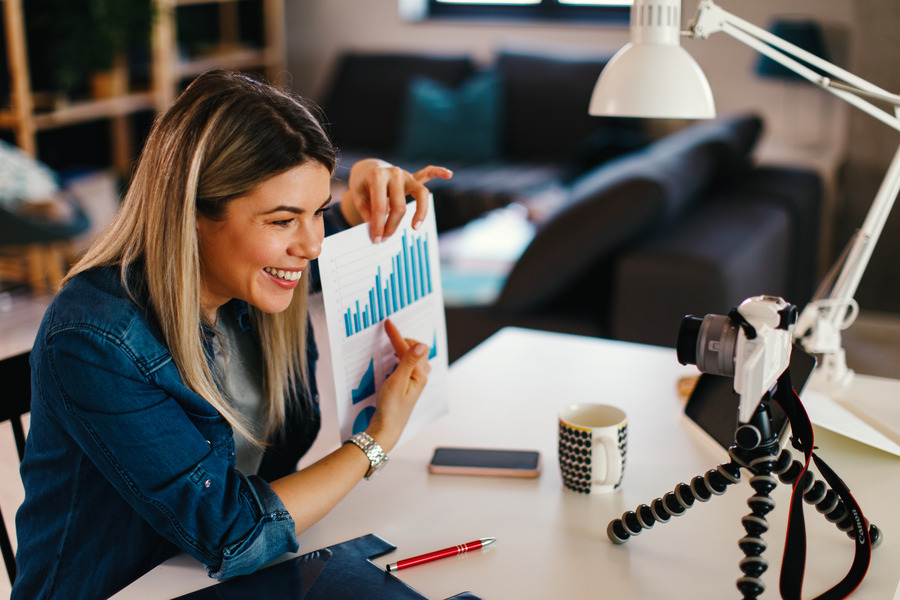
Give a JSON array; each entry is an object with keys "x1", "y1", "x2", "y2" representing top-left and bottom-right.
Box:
[{"x1": 114, "y1": 328, "x2": 900, "y2": 599}]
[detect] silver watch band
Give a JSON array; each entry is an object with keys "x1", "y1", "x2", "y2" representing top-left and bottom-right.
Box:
[{"x1": 345, "y1": 432, "x2": 389, "y2": 479}]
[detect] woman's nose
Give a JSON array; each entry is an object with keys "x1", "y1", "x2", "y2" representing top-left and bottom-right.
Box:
[{"x1": 291, "y1": 222, "x2": 322, "y2": 259}]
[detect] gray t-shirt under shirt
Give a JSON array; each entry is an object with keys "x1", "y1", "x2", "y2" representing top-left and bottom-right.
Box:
[{"x1": 213, "y1": 308, "x2": 266, "y2": 475}]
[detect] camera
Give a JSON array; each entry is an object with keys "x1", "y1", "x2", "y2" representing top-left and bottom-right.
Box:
[{"x1": 677, "y1": 296, "x2": 798, "y2": 423}]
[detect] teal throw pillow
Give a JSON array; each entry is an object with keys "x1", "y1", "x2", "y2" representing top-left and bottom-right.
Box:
[{"x1": 396, "y1": 72, "x2": 502, "y2": 163}]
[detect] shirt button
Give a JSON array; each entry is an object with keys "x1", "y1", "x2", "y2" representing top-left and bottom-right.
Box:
[{"x1": 204, "y1": 479, "x2": 211, "y2": 489}]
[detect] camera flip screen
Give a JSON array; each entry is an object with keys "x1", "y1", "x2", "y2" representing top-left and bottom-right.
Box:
[{"x1": 684, "y1": 345, "x2": 817, "y2": 449}]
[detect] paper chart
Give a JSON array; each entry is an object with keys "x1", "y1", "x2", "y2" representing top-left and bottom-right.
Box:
[{"x1": 306, "y1": 196, "x2": 448, "y2": 459}]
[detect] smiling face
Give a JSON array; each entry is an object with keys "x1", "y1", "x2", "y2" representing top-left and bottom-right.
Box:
[{"x1": 196, "y1": 161, "x2": 332, "y2": 322}]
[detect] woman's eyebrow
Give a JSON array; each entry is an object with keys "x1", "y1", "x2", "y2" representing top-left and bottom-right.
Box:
[
  {"x1": 260, "y1": 195, "x2": 332, "y2": 215},
  {"x1": 261, "y1": 205, "x2": 303, "y2": 215}
]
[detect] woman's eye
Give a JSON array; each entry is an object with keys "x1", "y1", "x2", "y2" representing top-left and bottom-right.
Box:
[
  {"x1": 272, "y1": 219, "x2": 294, "y2": 227},
  {"x1": 315, "y1": 205, "x2": 332, "y2": 217}
]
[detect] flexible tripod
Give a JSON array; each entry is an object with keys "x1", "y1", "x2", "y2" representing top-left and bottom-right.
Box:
[{"x1": 606, "y1": 378, "x2": 881, "y2": 600}]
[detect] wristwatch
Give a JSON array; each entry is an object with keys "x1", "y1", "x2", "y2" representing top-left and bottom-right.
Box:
[{"x1": 345, "y1": 432, "x2": 389, "y2": 479}]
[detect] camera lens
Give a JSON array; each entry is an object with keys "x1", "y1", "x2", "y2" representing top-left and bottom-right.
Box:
[
  {"x1": 676, "y1": 316, "x2": 702, "y2": 366},
  {"x1": 676, "y1": 314, "x2": 737, "y2": 377}
]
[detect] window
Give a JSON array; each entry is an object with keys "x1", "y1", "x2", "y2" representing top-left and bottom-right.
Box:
[{"x1": 403, "y1": 0, "x2": 632, "y2": 24}]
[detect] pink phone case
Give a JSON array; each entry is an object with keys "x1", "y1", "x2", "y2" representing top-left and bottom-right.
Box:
[{"x1": 428, "y1": 448, "x2": 541, "y2": 478}]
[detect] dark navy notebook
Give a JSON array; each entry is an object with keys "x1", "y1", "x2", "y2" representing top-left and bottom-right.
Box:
[{"x1": 172, "y1": 534, "x2": 483, "y2": 600}]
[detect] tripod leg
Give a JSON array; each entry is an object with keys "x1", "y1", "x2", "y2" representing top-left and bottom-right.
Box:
[
  {"x1": 772, "y1": 449, "x2": 883, "y2": 547},
  {"x1": 607, "y1": 455, "x2": 742, "y2": 544},
  {"x1": 736, "y1": 453, "x2": 779, "y2": 599}
]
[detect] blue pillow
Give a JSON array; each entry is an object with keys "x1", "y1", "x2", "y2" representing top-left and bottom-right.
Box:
[{"x1": 395, "y1": 72, "x2": 502, "y2": 163}]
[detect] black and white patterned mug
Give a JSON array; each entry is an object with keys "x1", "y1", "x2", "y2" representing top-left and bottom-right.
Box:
[{"x1": 558, "y1": 404, "x2": 627, "y2": 494}]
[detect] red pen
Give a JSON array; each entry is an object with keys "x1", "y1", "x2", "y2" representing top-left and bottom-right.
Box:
[{"x1": 385, "y1": 537, "x2": 496, "y2": 572}]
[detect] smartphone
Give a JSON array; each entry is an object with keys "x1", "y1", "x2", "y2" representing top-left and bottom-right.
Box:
[
  {"x1": 684, "y1": 343, "x2": 818, "y2": 449},
  {"x1": 428, "y1": 447, "x2": 541, "y2": 478}
]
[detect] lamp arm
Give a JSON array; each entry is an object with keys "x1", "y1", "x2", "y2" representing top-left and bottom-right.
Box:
[
  {"x1": 817, "y1": 142, "x2": 900, "y2": 321},
  {"x1": 827, "y1": 81, "x2": 900, "y2": 110},
  {"x1": 794, "y1": 142, "x2": 900, "y2": 387},
  {"x1": 689, "y1": 0, "x2": 900, "y2": 133},
  {"x1": 687, "y1": 0, "x2": 900, "y2": 387}
]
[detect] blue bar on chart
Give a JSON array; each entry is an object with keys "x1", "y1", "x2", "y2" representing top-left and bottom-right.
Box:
[{"x1": 343, "y1": 230, "x2": 433, "y2": 337}]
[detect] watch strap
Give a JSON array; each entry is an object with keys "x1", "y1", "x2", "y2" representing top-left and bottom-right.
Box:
[{"x1": 345, "y1": 432, "x2": 389, "y2": 479}]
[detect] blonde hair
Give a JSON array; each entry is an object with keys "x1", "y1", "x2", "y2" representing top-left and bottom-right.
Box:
[{"x1": 65, "y1": 70, "x2": 336, "y2": 445}]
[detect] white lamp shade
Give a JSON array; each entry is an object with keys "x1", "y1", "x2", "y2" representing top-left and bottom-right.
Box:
[{"x1": 589, "y1": 41, "x2": 717, "y2": 119}]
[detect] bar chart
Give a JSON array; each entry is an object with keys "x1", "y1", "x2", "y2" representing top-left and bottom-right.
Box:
[
  {"x1": 342, "y1": 230, "x2": 433, "y2": 337},
  {"x1": 314, "y1": 196, "x2": 449, "y2": 445}
]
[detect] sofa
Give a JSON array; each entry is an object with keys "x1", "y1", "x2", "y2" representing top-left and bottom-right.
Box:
[
  {"x1": 317, "y1": 49, "x2": 823, "y2": 362},
  {"x1": 320, "y1": 47, "x2": 651, "y2": 232}
]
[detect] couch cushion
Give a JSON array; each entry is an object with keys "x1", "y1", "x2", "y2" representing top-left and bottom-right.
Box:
[
  {"x1": 707, "y1": 166, "x2": 822, "y2": 305},
  {"x1": 496, "y1": 152, "x2": 667, "y2": 313},
  {"x1": 651, "y1": 113, "x2": 763, "y2": 184},
  {"x1": 427, "y1": 162, "x2": 564, "y2": 232},
  {"x1": 333, "y1": 148, "x2": 565, "y2": 233},
  {"x1": 495, "y1": 48, "x2": 618, "y2": 162},
  {"x1": 610, "y1": 201, "x2": 790, "y2": 347},
  {"x1": 632, "y1": 113, "x2": 764, "y2": 225},
  {"x1": 496, "y1": 114, "x2": 762, "y2": 313},
  {"x1": 320, "y1": 52, "x2": 476, "y2": 154},
  {"x1": 395, "y1": 72, "x2": 503, "y2": 163}
]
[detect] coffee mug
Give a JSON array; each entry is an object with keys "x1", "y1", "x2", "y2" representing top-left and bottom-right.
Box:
[{"x1": 558, "y1": 403, "x2": 628, "y2": 494}]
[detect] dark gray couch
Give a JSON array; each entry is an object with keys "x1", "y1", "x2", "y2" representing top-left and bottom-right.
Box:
[
  {"x1": 320, "y1": 48, "x2": 651, "y2": 232},
  {"x1": 318, "y1": 49, "x2": 823, "y2": 361}
]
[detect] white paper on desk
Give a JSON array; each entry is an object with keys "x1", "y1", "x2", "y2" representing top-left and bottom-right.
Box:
[
  {"x1": 802, "y1": 389, "x2": 900, "y2": 457},
  {"x1": 305, "y1": 196, "x2": 448, "y2": 463}
]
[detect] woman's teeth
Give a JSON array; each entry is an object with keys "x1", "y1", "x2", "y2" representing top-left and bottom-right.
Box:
[{"x1": 264, "y1": 267, "x2": 301, "y2": 281}]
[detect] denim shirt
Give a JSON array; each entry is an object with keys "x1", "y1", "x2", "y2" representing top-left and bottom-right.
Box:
[{"x1": 12, "y1": 208, "x2": 349, "y2": 599}]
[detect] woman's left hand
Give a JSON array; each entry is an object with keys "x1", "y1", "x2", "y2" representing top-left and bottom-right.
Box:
[{"x1": 341, "y1": 159, "x2": 453, "y2": 243}]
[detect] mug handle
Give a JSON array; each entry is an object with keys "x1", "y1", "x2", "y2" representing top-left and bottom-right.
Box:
[{"x1": 600, "y1": 434, "x2": 624, "y2": 486}]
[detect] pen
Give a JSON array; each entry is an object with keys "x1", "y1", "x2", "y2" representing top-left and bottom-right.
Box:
[{"x1": 385, "y1": 537, "x2": 496, "y2": 572}]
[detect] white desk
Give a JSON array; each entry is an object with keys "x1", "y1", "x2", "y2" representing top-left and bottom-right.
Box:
[{"x1": 114, "y1": 328, "x2": 900, "y2": 599}]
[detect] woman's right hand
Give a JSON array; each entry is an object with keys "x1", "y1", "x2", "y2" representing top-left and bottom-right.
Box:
[{"x1": 365, "y1": 318, "x2": 431, "y2": 453}]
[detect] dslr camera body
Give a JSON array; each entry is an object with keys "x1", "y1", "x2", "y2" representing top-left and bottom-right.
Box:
[{"x1": 677, "y1": 295, "x2": 798, "y2": 424}]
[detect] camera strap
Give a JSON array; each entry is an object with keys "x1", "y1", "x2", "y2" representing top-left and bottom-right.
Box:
[{"x1": 771, "y1": 371, "x2": 872, "y2": 600}]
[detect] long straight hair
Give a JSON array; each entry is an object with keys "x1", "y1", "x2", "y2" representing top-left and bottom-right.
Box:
[{"x1": 65, "y1": 70, "x2": 336, "y2": 445}]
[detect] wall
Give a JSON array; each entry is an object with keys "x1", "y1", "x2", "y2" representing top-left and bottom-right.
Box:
[
  {"x1": 839, "y1": 0, "x2": 900, "y2": 315},
  {"x1": 284, "y1": 0, "x2": 900, "y2": 314}
]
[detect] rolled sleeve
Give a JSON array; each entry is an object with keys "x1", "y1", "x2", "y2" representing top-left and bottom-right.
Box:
[{"x1": 208, "y1": 473, "x2": 299, "y2": 579}]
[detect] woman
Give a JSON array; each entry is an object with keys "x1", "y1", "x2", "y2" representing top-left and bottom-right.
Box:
[{"x1": 12, "y1": 70, "x2": 451, "y2": 599}]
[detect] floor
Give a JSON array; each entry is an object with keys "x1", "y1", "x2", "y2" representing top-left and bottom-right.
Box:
[{"x1": 0, "y1": 292, "x2": 898, "y2": 596}]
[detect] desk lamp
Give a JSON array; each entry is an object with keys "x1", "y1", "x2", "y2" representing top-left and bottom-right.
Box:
[
  {"x1": 589, "y1": 0, "x2": 900, "y2": 391},
  {"x1": 754, "y1": 19, "x2": 831, "y2": 149},
  {"x1": 753, "y1": 19, "x2": 829, "y2": 82}
]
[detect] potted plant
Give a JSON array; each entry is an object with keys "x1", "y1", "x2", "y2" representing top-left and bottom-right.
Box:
[{"x1": 29, "y1": 0, "x2": 156, "y2": 99}]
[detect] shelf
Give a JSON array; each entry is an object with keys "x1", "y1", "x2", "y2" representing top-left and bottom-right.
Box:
[
  {"x1": 177, "y1": 47, "x2": 278, "y2": 79},
  {"x1": 174, "y1": 0, "x2": 246, "y2": 5},
  {"x1": 28, "y1": 93, "x2": 157, "y2": 130},
  {"x1": 1, "y1": 0, "x2": 285, "y2": 171}
]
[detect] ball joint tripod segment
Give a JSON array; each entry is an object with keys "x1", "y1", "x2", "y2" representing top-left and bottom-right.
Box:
[
  {"x1": 606, "y1": 398, "x2": 881, "y2": 600},
  {"x1": 629, "y1": 298, "x2": 877, "y2": 598}
]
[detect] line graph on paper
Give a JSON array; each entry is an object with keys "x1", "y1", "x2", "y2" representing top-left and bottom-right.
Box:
[{"x1": 314, "y1": 196, "x2": 448, "y2": 444}]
